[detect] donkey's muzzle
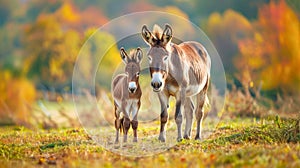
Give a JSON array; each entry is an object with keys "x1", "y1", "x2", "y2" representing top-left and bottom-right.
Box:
[
  {"x1": 128, "y1": 82, "x2": 137, "y2": 93},
  {"x1": 129, "y1": 87, "x2": 136, "y2": 93},
  {"x1": 151, "y1": 81, "x2": 162, "y2": 91}
]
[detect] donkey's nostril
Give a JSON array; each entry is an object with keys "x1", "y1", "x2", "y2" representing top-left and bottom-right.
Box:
[
  {"x1": 151, "y1": 82, "x2": 155, "y2": 88},
  {"x1": 129, "y1": 87, "x2": 136, "y2": 93},
  {"x1": 158, "y1": 82, "x2": 162, "y2": 88},
  {"x1": 151, "y1": 81, "x2": 162, "y2": 90}
]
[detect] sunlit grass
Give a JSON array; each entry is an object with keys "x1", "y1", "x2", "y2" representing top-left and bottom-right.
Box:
[{"x1": 0, "y1": 115, "x2": 299, "y2": 167}]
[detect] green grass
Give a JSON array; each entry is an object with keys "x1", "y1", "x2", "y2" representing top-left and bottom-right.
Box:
[{"x1": 0, "y1": 116, "x2": 299, "y2": 167}]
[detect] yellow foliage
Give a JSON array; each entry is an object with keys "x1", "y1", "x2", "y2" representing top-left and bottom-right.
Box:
[
  {"x1": 207, "y1": 9, "x2": 252, "y2": 42},
  {"x1": 206, "y1": 9, "x2": 254, "y2": 73},
  {"x1": 24, "y1": 14, "x2": 80, "y2": 84},
  {"x1": 85, "y1": 28, "x2": 121, "y2": 72},
  {"x1": 207, "y1": 13, "x2": 222, "y2": 28},
  {"x1": 0, "y1": 71, "x2": 36, "y2": 125},
  {"x1": 57, "y1": 2, "x2": 80, "y2": 23}
]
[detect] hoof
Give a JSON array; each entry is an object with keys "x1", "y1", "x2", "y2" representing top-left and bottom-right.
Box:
[
  {"x1": 183, "y1": 135, "x2": 191, "y2": 140},
  {"x1": 133, "y1": 137, "x2": 138, "y2": 142},
  {"x1": 158, "y1": 136, "x2": 166, "y2": 142},
  {"x1": 177, "y1": 137, "x2": 183, "y2": 142},
  {"x1": 115, "y1": 138, "x2": 119, "y2": 144},
  {"x1": 195, "y1": 136, "x2": 201, "y2": 141}
]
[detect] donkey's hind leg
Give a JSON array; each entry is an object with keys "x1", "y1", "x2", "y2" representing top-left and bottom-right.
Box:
[
  {"x1": 195, "y1": 93, "x2": 206, "y2": 140},
  {"x1": 183, "y1": 97, "x2": 194, "y2": 139}
]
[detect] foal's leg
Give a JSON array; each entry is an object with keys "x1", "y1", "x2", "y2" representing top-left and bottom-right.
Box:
[
  {"x1": 131, "y1": 100, "x2": 140, "y2": 142},
  {"x1": 195, "y1": 93, "x2": 206, "y2": 140},
  {"x1": 122, "y1": 103, "x2": 131, "y2": 143},
  {"x1": 158, "y1": 92, "x2": 169, "y2": 142},
  {"x1": 131, "y1": 119, "x2": 138, "y2": 142},
  {"x1": 183, "y1": 97, "x2": 194, "y2": 139},
  {"x1": 114, "y1": 105, "x2": 121, "y2": 143},
  {"x1": 123, "y1": 117, "x2": 130, "y2": 143}
]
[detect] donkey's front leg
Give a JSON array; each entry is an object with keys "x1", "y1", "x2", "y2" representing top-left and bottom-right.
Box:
[
  {"x1": 123, "y1": 117, "x2": 130, "y2": 143},
  {"x1": 131, "y1": 100, "x2": 140, "y2": 142},
  {"x1": 175, "y1": 89, "x2": 186, "y2": 142},
  {"x1": 122, "y1": 104, "x2": 130, "y2": 143},
  {"x1": 131, "y1": 119, "x2": 138, "y2": 142},
  {"x1": 158, "y1": 92, "x2": 169, "y2": 142}
]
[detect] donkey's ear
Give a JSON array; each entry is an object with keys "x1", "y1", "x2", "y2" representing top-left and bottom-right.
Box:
[
  {"x1": 141, "y1": 25, "x2": 155, "y2": 46},
  {"x1": 120, "y1": 47, "x2": 128, "y2": 64},
  {"x1": 161, "y1": 24, "x2": 173, "y2": 46},
  {"x1": 136, "y1": 47, "x2": 143, "y2": 63}
]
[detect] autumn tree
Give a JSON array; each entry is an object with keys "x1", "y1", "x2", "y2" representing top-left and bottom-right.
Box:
[
  {"x1": 235, "y1": 0, "x2": 300, "y2": 95},
  {"x1": 24, "y1": 14, "x2": 80, "y2": 88},
  {"x1": 206, "y1": 9, "x2": 253, "y2": 74},
  {"x1": 80, "y1": 28, "x2": 121, "y2": 89},
  {"x1": 53, "y1": 1, "x2": 108, "y2": 32}
]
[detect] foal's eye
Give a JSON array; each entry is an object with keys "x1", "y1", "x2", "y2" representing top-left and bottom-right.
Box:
[
  {"x1": 136, "y1": 72, "x2": 140, "y2": 77},
  {"x1": 148, "y1": 56, "x2": 152, "y2": 61}
]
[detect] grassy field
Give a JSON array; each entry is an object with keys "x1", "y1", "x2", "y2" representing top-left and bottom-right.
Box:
[
  {"x1": 0, "y1": 114, "x2": 299, "y2": 167},
  {"x1": 1, "y1": 89, "x2": 300, "y2": 167}
]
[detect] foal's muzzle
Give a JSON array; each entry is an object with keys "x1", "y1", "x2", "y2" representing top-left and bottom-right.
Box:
[{"x1": 128, "y1": 82, "x2": 137, "y2": 93}]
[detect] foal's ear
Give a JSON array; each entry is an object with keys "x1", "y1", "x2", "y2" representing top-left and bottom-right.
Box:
[
  {"x1": 141, "y1": 25, "x2": 155, "y2": 46},
  {"x1": 161, "y1": 24, "x2": 173, "y2": 46},
  {"x1": 120, "y1": 47, "x2": 128, "y2": 64},
  {"x1": 135, "y1": 47, "x2": 143, "y2": 63}
]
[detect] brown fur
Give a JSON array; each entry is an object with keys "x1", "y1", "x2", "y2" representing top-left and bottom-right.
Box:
[
  {"x1": 141, "y1": 24, "x2": 211, "y2": 142},
  {"x1": 112, "y1": 48, "x2": 143, "y2": 143}
]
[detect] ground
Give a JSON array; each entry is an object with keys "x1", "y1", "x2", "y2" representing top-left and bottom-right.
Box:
[{"x1": 0, "y1": 114, "x2": 299, "y2": 168}]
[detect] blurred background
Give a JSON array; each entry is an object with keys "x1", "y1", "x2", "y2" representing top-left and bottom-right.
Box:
[{"x1": 0, "y1": 0, "x2": 299, "y2": 127}]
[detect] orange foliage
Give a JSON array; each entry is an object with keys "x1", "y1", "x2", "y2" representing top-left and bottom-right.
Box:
[
  {"x1": 0, "y1": 71, "x2": 36, "y2": 125},
  {"x1": 80, "y1": 7, "x2": 108, "y2": 29},
  {"x1": 54, "y1": 1, "x2": 108, "y2": 32},
  {"x1": 235, "y1": 0, "x2": 300, "y2": 93},
  {"x1": 126, "y1": 1, "x2": 157, "y2": 12}
]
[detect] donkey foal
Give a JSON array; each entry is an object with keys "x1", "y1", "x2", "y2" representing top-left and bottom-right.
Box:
[{"x1": 112, "y1": 47, "x2": 143, "y2": 143}]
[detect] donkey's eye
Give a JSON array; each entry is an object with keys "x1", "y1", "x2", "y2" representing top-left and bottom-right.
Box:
[
  {"x1": 136, "y1": 72, "x2": 140, "y2": 77},
  {"x1": 148, "y1": 56, "x2": 152, "y2": 61},
  {"x1": 163, "y1": 56, "x2": 168, "y2": 61}
]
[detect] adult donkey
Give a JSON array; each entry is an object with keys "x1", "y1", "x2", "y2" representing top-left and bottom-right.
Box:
[{"x1": 141, "y1": 24, "x2": 211, "y2": 142}]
